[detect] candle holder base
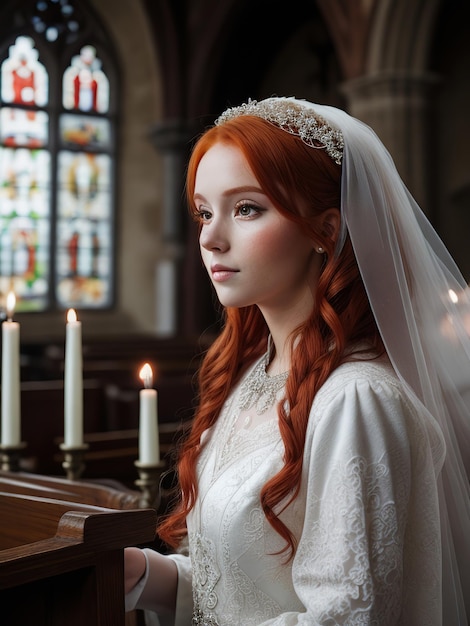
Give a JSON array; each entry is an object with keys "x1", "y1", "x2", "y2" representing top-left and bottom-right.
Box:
[
  {"x1": 0, "y1": 442, "x2": 27, "y2": 471},
  {"x1": 60, "y1": 443, "x2": 89, "y2": 481},
  {"x1": 134, "y1": 460, "x2": 166, "y2": 509}
]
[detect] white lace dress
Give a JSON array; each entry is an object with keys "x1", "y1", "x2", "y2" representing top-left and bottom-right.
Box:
[{"x1": 131, "y1": 355, "x2": 445, "y2": 625}]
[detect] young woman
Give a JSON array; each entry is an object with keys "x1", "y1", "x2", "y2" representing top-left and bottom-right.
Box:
[{"x1": 125, "y1": 98, "x2": 470, "y2": 625}]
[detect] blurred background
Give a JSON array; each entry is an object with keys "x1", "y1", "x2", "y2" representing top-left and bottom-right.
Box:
[{"x1": 0, "y1": 0, "x2": 469, "y2": 341}]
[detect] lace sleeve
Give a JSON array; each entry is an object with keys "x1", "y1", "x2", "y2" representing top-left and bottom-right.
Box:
[{"x1": 261, "y1": 366, "x2": 441, "y2": 625}]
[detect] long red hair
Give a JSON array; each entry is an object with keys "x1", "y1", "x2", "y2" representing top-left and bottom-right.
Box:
[{"x1": 157, "y1": 115, "x2": 383, "y2": 558}]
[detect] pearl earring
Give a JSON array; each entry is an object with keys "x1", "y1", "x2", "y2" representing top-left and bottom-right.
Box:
[{"x1": 317, "y1": 246, "x2": 324, "y2": 254}]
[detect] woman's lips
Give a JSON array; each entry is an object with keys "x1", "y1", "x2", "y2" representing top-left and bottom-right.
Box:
[{"x1": 211, "y1": 264, "x2": 239, "y2": 282}]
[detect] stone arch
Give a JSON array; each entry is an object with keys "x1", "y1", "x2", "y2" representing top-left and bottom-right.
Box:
[{"x1": 367, "y1": 0, "x2": 441, "y2": 73}]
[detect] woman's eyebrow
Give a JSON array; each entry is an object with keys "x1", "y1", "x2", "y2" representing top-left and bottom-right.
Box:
[
  {"x1": 194, "y1": 185, "x2": 264, "y2": 201},
  {"x1": 221, "y1": 185, "x2": 263, "y2": 196}
]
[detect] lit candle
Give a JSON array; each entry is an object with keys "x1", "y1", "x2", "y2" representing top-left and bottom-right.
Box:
[
  {"x1": 138, "y1": 363, "x2": 160, "y2": 465},
  {"x1": 64, "y1": 308, "x2": 83, "y2": 447},
  {"x1": 1, "y1": 291, "x2": 21, "y2": 446}
]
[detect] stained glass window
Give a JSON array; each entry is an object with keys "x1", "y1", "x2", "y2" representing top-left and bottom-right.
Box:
[
  {"x1": 0, "y1": 2, "x2": 116, "y2": 312},
  {"x1": 0, "y1": 36, "x2": 51, "y2": 311},
  {"x1": 63, "y1": 45, "x2": 109, "y2": 113}
]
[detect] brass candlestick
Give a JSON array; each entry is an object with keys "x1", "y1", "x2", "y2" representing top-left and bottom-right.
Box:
[
  {"x1": 134, "y1": 460, "x2": 166, "y2": 509},
  {"x1": 60, "y1": 443, "x2": 89, "y2": 481},
  {"x1": 0, "y1": 442, "x2": 26, "y2": 471}
]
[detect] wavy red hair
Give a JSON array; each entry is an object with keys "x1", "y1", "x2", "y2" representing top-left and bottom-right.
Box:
[{"x1": 157, "y1": 115, "x2": 384, "y2": 557}]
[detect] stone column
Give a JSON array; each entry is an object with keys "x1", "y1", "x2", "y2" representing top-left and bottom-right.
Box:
[
  {"x1": 148, "y1": 120, "x2": 194, "y2": 337},
  {"x1": 341, "y1": 71, "x2": 439, "y2": 213}
]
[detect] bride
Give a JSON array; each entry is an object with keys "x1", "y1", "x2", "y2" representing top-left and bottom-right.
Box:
[{"x1": 125, "y1": 97, "x2": 470, "y2": 626}]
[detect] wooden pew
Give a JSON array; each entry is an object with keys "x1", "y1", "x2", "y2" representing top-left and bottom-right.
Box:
[
  {"x1": 16, "y1": 377, "x2": 191, "y2": 485},
  {"x1": 104, "y1": 375, "x2": 196, "y2": 429},
  {"x1": 0, "y1": 470, "x2": 142, "y2": 509},
  {"x1": 0, "y1": 473, "x2": 156, "y2": 626},
  {"x1": 18, "y1": 378, "x2": 106, "y2": 475},
  {"x1": 4, "y1": 334, "x2": 199, "y2": 487},
  {"x1": 35, "y1": 334, "x2": 206, "y2": 382}
]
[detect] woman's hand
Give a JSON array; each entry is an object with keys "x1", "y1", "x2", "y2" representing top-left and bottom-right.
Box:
[{"x1": 124, "y1": 547, "x2": 147, "y2": 593}]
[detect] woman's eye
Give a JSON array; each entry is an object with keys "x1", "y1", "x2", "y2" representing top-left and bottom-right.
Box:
[
  {"x1": 235, "y1": 202, "x2": 261, "y2": 218},
  {"x1": 196, "y1": 208, "x2": 212, "y2": 222}
]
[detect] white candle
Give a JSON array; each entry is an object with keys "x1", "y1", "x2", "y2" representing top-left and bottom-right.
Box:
[
  {"x1": 138, "y1": 363, "x2": 160, "y2": 465},
  {"x1": 64, "y1": 308, "x2": 83, "y2": 447},
  {"x1": 1, "y1": 291, "x2": 21, "y2": 446}
]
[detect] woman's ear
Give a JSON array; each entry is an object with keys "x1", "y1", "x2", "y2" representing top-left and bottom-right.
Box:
[{"x1": 320, "y1": 208, "x2": 341, "y2": 244}]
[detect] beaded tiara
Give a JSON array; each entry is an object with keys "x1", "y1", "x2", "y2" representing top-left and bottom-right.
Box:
[{"x1": 215, "y1": 98, "x2": 344, "y2": 165}]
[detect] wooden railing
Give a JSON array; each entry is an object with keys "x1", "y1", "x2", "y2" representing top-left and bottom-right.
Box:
[{"x1": 0, "y1": 472, "x2": 157, "y2": 626}]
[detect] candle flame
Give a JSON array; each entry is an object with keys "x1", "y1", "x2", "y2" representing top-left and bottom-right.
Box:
[
  {"x1": 139, "y1": 362, "x2": 153, "y2": 389},
  {"x1": 6, "y1": 291, "x2": 16, "y2": 320},
  {"x1": 448, "y1": 289, "x2": 459, "y2": 304},
  {"x1": 67, "y1": 308, "x2": 77, "y2": 323}
]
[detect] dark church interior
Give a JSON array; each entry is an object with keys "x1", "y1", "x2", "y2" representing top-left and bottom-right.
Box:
[{"x1": 0, "y1": 1, "x2": 469, "y2": 624}]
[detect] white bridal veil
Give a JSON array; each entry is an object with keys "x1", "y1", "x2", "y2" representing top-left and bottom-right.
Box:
[
  {"x1": 303, "y1": 99, "x2": 470, "y2": 624},
  {"x1": 217, "y1": 97, "x2": 470, "y2": 624}
]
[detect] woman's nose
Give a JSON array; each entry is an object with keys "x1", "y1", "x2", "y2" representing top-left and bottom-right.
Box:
[{"x1": 199, "y1": 220, "x2": 229, "y2": 252}]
